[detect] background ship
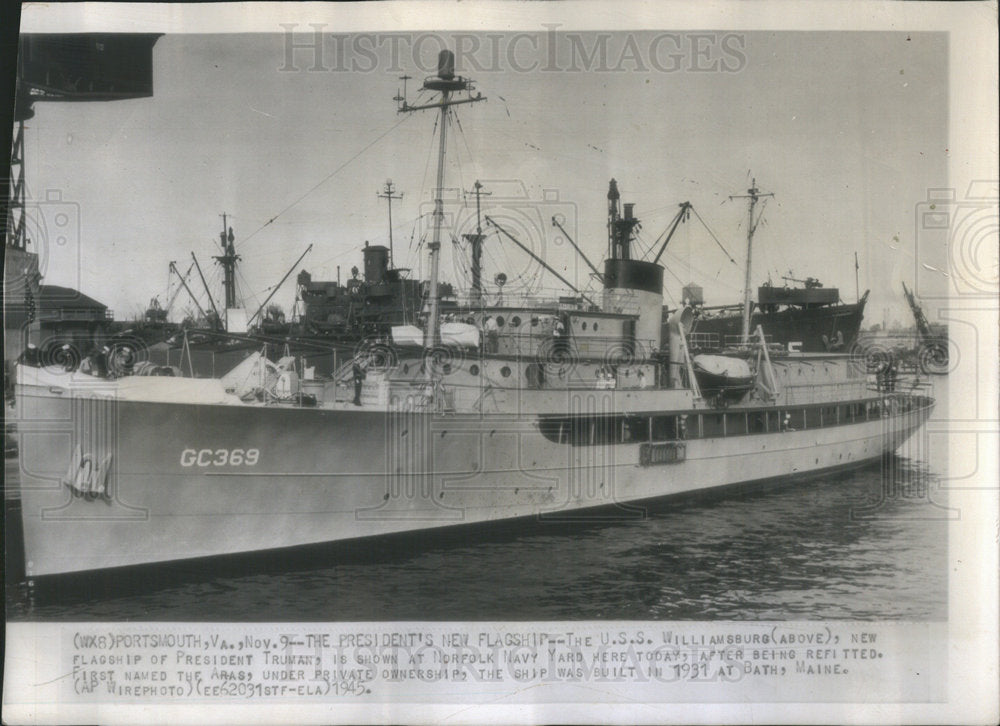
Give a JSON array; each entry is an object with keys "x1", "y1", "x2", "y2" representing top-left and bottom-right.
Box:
[
  {"x1": 685, "y1": 278, "x2": 869, "y2": 353},
  {"x1": 670, "y1": 179, "x2": 869, "y2": 354},
  {"x1": 296, "y1": 242, "x2": 449, "y2": 338}
]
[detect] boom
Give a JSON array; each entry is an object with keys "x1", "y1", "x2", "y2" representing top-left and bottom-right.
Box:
[
  {"x1": 486, "y1": 215, "x2": 596, "y2": 308},
  {"x1": 652, "y1": 202, "x2": 692, "y2": 265},
  {"x1": 902, "y1": 281, "x2": 934, "y2": 341},
  {"x1": 247, "y1": 244, "x2": 313, "y2": 329}
]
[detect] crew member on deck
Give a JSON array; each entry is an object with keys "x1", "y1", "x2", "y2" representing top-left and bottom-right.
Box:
[
  {"x1": 59, "y1": 344, "x2": 75, "y2": 372},
  {"x1": 85, "y1": 345, "x2": 110, "y2": 378},
  {"x1": 352, "y1": 358, "x2": 367, "y2": 406},
  {"x1": 17, "y1": 343, "x2": 40, "y2": 367},
  {"x1": 552, "y1": 316, "x2": 567, "y2": 357},
  {"x1": 484, "y1": 316, "x2": 499, "y2": 354}
]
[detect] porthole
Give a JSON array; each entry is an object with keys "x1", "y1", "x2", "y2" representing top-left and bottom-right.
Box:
[
  {"x1": 511, "y1": 315, "x2": 521, "y2": 327},
  {"x1": 469, "y1": 364, "x2": 480, "y2": 376},
  {"x1": 442, "y1": 363, "x2": 452, "y2": 375},
  {"x1": 593, "y1": 322, "x2": 598, "y2": 331},
  {"x1": 402, "y1": 363, "x2": 410, "y2": 374},
  {"x1": 496, "y1": 316, "x2": 505, "y2": 327},
  {"x1": 582, "y1": 321, "x2": 588, "y2": 331},
  {"x1": 531, "y1": 317, "x2": 539, "y2": 327},
  {"x1": 500, "y1": 365, "x2": 511, "y2": 378}
]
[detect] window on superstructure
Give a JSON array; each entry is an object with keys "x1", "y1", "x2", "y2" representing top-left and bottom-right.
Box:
[
  {"x1": 651, "y1": 415, "x2": 677, "y2": 441},
  {"x1": 538, "y1": 417, "x2": 568, "y2": 443},
  {"x1": 620, "y1": 416, "x2": 646, "y2": 443},
  {"x1": 766, "y1": 411, "x2": 781, "y2": 432},
  {"x1": 591, "y1": 416, "x2": 612, "y2": 445},
  {"x1": 725, "y1": 412, "x2": 748, "y2": 436},
  {"x1": 785, "y1": 409, "x2": 806, "y2": 430},
  {"x1": 702, "y1": 414, "x2": 725, "y2": 437}
]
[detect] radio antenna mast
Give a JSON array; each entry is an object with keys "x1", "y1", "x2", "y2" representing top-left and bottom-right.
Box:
[
  {"x1": 377, "y1": 180, "x2": 403, "y2": 266},
  {"x1": 397, "y1": 50, "x2": 486, "y2": 349},
  {"x1": 729, "y1": 178, "x2": 774, "y2": 342}
]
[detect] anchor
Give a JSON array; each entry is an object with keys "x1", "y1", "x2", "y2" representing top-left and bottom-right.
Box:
[{"x1": 62, "y1": 443, "x2": 113, "y2": 502}]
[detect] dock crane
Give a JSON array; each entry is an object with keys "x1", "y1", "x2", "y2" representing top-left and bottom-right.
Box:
[{"x1": 902, "y1": 281, "x2": 949, "y2": 374}]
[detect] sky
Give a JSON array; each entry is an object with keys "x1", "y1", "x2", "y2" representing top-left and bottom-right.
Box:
[{"x1": 14, "y1": 28, "x2": 948, "y2": 326}]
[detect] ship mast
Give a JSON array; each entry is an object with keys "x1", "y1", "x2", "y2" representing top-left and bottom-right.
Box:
[
  {"x1": 730, "y1": 179, "x2": 773, "y2": 342},
  {"x1": 377, "y1": 180, "x2": 403, "y2": 267},
  {"x1": 398, "y1": 50, "x2": 485, "y2": 349},
  {"x1": 214, "y1": 213, "x2": 240, "y2": 329},
  {"x1": 464, "y1": 180, "x2": 490, "y2": 305}
]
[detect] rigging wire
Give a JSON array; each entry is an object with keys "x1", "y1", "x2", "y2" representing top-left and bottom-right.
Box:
[
  {"x1": 690, "y1": 206, "x2": 739, "y2": 267},
  {"x1": 631, "y1": 230, "x2": 654, "y2": 261},
  {"x1": 448, "y1": 119, "x2": 467, "y2": 278},
  {"x1": 449, "y1": 232, "x2": 473, "y2": 288},
  {"x1": 236, "y1": 267, "x2": 266, "y2": 316},
  {"x1": 453, "y1": 112, "x2": 478, "y2": 176},
  {"x1": 661, "y1": 256, "x2": 688, "y2": 287},
  {"x1": 237, "y1": 114, "x2": 413, "y2": 251},
  {"x1": 449, "y1": 111, "x2": 466, "y2": 198},
  {"x1": 418, "y1": 113, "x2": 440, "y2": 206},
  {"x1": 661, "y1": 247, "x2": 737, "y2": 291}
]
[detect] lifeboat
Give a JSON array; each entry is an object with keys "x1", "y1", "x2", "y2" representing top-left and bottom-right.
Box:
[{"x1": 692, "y1": 354, "x2": 754, "y2": 401}]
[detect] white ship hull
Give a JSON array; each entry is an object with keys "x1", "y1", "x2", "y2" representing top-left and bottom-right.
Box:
[{"x1": 13, "y1": 366, "x2": 932, "y2": 577}]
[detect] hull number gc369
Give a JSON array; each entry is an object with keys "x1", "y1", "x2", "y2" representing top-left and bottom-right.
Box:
[{"x1": 180, "y1": 448, "x2": 260, "y2": 467}]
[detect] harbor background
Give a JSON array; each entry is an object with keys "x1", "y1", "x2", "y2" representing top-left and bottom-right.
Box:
[
  {"x1": 3, "y1": 24, "x2": 952, "y2": 624},
  {"x1": 5, "y1": 374, "x2": 948, "y2": 622},
  {"x1": 10, "y1": 31, "x2": 948, "y2": 331}
]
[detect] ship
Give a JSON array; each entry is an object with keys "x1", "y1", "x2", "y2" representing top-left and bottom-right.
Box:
[
  {"x1": 11, "y1": 49, "x2": 933, "y2": 578},
  {"x1": 296, "y1": 242, "x2": 449, "y2": 339},
  {"x1": 674, "y1": 179, "x2": 869, "y2": 354},
  {"x1": 685, "y1": 279, "x2": 869, "y2": 354}
]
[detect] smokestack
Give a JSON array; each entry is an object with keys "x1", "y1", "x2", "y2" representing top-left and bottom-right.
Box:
[{"x1": 623, "y1": 203, "x2": 634, "y2": 221}]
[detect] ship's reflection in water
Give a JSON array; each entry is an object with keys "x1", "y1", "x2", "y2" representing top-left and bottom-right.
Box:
[{"x1": 9, "y1": 380, "x2": 949, "y2": 622}]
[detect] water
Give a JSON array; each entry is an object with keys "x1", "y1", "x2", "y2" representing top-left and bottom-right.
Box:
[{"x1": 5, "y1": 378, "x2": 948, "y2": 622}]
